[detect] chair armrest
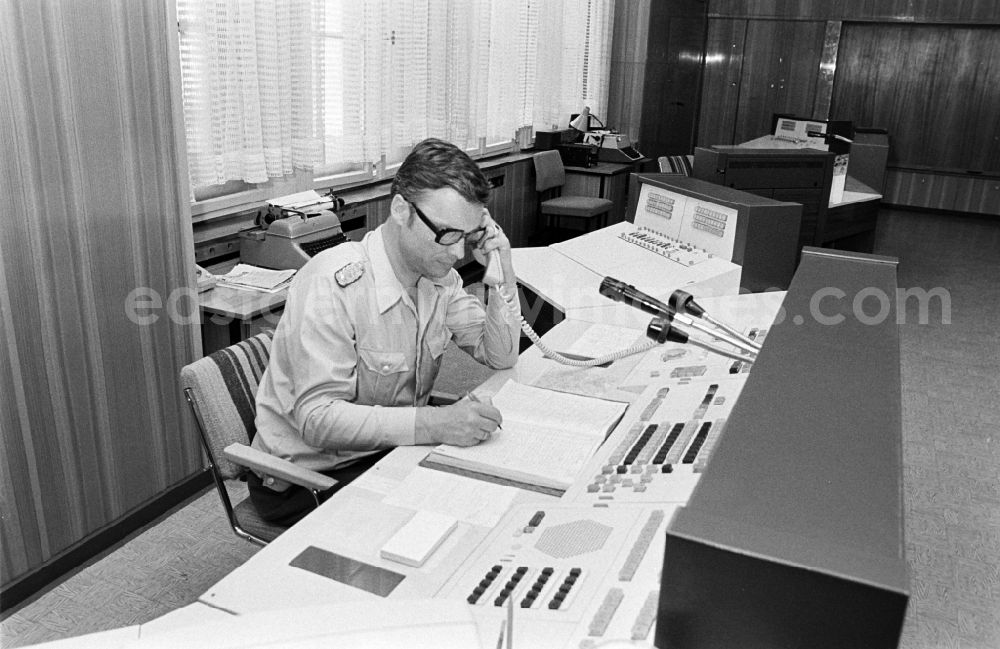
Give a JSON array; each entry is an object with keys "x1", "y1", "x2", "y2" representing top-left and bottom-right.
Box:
[{"x1": 223, "y1": 443, "x2": 337, "y2": 492}]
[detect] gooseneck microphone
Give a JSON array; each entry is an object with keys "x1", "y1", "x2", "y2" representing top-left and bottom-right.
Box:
[
  {"x1": 599, "y1": 277, "x2": 759, "y2": 363},
  {"x1": 670, "y1": 289, "x2": 761, "y2": 352},
  {"x1": 599, "y1": 277, "x2": 671, "y2": 318}
]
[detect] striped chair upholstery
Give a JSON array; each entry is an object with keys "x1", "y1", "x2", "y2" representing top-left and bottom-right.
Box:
[
  {"x1": 656, "y1": 154, "x2": 694, "y2": 176},
  {"x1": 181, "y1": 332, "x2": 282, "y2": 545}
]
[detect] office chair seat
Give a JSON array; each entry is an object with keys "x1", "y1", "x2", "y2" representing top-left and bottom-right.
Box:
[
  {"x1": 540, "y1": 195, "x2": 614, "y2": 217},
  {"x1": 232, "y1": 498, "x2": 285, "y2": 543},
  {"x1": 532, "y1": 150, "x2": 613, "y2": 240}
]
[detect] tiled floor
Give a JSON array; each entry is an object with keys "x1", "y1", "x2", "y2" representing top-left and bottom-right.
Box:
[{"x1": 2, "y1": 208, "x2": 998, "y2": 649}]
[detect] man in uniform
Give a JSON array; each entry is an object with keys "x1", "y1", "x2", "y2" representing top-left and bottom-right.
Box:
[{"x1": 249, "y1": 138, "x2": 522, "y2": 524}]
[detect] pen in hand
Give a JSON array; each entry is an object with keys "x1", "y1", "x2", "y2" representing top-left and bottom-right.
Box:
[{"x1": 466, "y1": 391, "x2": 503, "y2": 431}]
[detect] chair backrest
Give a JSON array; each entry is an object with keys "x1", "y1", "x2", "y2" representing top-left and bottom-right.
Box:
[
  {"x1": 657, "y1": 154, "x2": 694, "y2": 176},
  {"x1": 180, "y1": 332, "x2": 273, "y2": 479},
  {"x1": 533, "y1": 150, "x2": 566, "y2": 193}
]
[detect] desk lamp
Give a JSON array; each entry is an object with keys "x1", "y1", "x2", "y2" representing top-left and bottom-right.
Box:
[{"x1": 570, "y1": 106, "x2": 605, "y2": 132}]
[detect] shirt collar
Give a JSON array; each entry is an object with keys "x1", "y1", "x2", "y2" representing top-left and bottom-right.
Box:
[{"x1": 367, "y1": 225, "x2": 449, "y2": 314}]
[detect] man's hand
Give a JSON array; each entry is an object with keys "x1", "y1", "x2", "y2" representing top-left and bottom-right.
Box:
[
  {"x1": 416, "y1": 397, "x2": 502, "y2": 446},
  {"x1": 471, "y1": 209, "x2": 515, "y2": 285}
]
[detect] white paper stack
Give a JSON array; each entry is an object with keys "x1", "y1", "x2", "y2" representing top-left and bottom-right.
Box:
[{"x1": 380, "y1": 511, "x2": 458, "y2": 568}]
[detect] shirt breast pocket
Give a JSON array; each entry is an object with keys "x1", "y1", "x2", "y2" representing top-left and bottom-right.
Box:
[{"x1": 358, "y1": 348, "x2": 410, "y2": 402}]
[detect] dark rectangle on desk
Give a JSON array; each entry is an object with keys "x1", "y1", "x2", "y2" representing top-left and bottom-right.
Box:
[{"x1": 289, "y1": 546, "x2": 404, "y2": 597}]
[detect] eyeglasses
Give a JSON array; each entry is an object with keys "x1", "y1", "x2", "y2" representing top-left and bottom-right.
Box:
[{"x1": 409, "y1": 201, "x2": 488, "y2": 246}]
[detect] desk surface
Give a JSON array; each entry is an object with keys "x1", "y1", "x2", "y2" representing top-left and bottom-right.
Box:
[
  {"x1": 199, "y1": 258, "x2": 288, "y2": 321},
  {"x1": 835, "y1": 175, "x2": 881, "y2": 206},
  {"x1": 564, "y1": 158, "x2": 648, "y2": 175}
]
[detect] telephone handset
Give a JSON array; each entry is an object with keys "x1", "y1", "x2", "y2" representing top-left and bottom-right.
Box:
[
  {"x1": 479, "y1": 231, "x2": 656, "y2": 368},
  {"x1": 482, "y1": 249, "x2": 504, "y2": 286},
  {"x1": 477, "y1": 223, "x2": 505, "y2": 287}
]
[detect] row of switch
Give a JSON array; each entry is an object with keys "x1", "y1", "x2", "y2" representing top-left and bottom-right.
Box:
[{"x1": 465, "y1": 564, "x2": 584, "y2": 612}]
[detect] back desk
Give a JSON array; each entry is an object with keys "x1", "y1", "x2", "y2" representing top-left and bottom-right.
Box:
[{"x1": 198, "y1": 248, "x2": 906, "y2": 649}]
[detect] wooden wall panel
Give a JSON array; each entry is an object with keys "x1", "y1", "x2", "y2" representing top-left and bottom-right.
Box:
[
  {"x1": 606, "y1": 0, "x2": 650, "y2": 145},
  {"x1": 637, "y1": 1, "x2": 708, "y2": 158},
  {"x1": 697, "y1": 19, "x2": 746, "y2": 147},
  {"x1": 732, "y1": 20, "x2": 827, "y2": 144},
  {"x1": 708, "y1": 0, "x2": 1000, "y2": 23},
  {"x1": 484, "y1": 160, "x2": 536, "y2": 248},
  {"x1": 831, "y1": 23, "x2": 1000, "y2": 173},
  {"x1": 885, "y1": 170, "x2": 1000, "y2": 214}
]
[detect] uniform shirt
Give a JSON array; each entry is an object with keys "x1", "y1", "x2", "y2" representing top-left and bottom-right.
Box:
[{"x1": 252, "y1": 226, "x2": 521, "y2": 488}]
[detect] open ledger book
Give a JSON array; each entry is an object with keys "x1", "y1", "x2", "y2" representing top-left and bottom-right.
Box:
[{"x1": 423, "y1": 380, "x2": 628, "y2": 495}]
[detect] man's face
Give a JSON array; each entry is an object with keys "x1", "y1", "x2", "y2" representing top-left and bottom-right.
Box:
[{"x1": 400, "y1": 187, "x2": 486, "y2": 279}]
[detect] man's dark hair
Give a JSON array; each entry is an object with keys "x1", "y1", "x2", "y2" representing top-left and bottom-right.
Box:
[{"x1": 391, "y1": 138, "x2": 491, "y2": 206}]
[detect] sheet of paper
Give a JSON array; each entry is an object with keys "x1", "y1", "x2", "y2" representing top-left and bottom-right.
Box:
[
  {"x1": 531, "y1": 351, "x2": 645, "y2": 402},
  {"x1": 382, "y1": 467, "x2": 518, "y2": 528},
  {"x1": 564, "y1": 323, "x2": 644, "y2": 358},
  {"x1": 491, "y1": 380, "x2": 627, "y2": 434},
  {"x1": 218, "y1": 263, "x2": 296, "y2": 291},
  {"x1": 432, "y1": 421, "x2": 604, "y2": 490}
]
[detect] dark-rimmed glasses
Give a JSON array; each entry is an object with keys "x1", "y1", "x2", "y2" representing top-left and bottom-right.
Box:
[{"x1": 409, "y1": 201, "x2": 488, "y2": 246}]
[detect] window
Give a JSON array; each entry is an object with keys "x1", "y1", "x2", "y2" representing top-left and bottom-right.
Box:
[{"x1": 177, "y1": 0, "x2": 614, "y2": 206}]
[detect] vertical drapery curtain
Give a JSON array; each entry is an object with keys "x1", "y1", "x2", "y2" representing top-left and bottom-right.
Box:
[
  {"x1": 178, "y1": 0, "x2": 616, "y2": 189},
  {"x1": 177, "y1": 0, "x2": 325, "y2": 187},
  {"x1": 0, "y1": 0, "x2": 201, "y2": 589}
]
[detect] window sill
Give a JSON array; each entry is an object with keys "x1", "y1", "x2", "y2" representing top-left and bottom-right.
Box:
[
  {"x1": 191, "y1": 149, "x2": 539, "y2": 225},
  {"x1": 191, "y1": 149, "x2": 540, "y2": 257}
]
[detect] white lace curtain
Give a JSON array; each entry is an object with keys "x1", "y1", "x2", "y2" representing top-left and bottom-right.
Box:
[
  {"x1": 178, "y1": 0, "x2": 324, "y2": 187},
  {"x1": 178, "y1": 0, "x2": 615, "y2": 189}
]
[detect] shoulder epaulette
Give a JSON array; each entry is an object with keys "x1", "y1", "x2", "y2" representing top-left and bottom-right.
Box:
[{"x1": 334, "y1": 260, "x2": 365, "y2": 287}]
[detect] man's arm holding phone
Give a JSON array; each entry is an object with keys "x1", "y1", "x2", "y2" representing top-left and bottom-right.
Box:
[
  {"x1": 415, "y1": 211, "x2": 518, "y2": 447},
  {"x1": 448, "y1": 210, "x2": 521, "y2": 369}
]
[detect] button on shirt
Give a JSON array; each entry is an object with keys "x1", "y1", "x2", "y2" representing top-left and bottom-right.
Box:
[{"x1": 252, "y1": 226, "x2": 521, "y2": 488}]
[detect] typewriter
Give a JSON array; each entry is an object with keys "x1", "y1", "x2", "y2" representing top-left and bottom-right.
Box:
[
  {"x1": 583, "y1": 129, "x2": 645, "y2": 163},
  {"x1": 239, "y1": 190, "x2": 349, "y2": 270}
]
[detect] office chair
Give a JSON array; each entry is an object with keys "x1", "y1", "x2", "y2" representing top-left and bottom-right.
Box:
[
  {"x1": 532, "y1": 150, "x2": 613, "y2": 242},
  {"x1": 180, "y1": 332, "x2": 336, "y2": 546},
  {"x1": 656, "y1": 154, "x2": 694, "y2": 175}
]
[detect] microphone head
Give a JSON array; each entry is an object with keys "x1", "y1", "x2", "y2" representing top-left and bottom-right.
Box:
[
  {"x1": 646, "y1": 317, "x2": 688, "y2": 344},
  {"x1": 599, "y1": 276, "x2": 629, "y2": 301},
  {"x1": 669, "y1": 289, "x2": 705, "y2": 317}
]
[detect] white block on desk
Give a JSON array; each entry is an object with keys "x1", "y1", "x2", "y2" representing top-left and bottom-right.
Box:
[{"x1": 380, "y1": 510, "x2": 458, "y2": 567}]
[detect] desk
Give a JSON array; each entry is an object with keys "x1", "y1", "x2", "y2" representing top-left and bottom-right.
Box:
[
  {"x1": 193, "y1": 250, "x2": 904, "y2": 648},
  {"x1": 563, "y1": 159, "x2": 648, "y2": 225},
  {"x1": 199, "y1": 259, "x2": 287, "y2": 355},
  {"x1": 195, "y1": 295, "x2": 778, "y2": 648},
  {"x1": 824, "y1": 175, "x2": 882, "y2": 252},
  {"x1": 737, "y1": 135, "x2": 883, "y2": 252}
]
